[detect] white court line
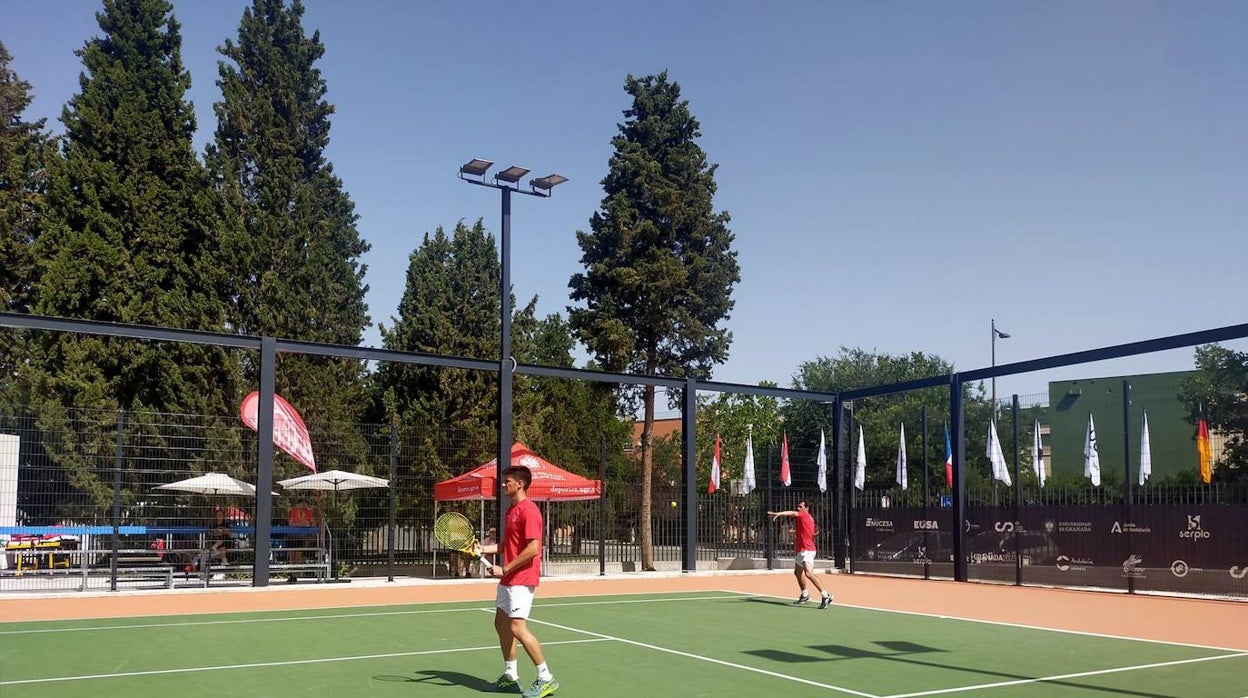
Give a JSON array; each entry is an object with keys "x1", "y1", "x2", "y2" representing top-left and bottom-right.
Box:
[
  {"x1": 716, "y1": 589, "x2": 1248, "y2": 655},
  {"x1": 0, "y1": 593, "x2": 747, "y2": 636},
  {"x1": 523, "y1": 615, "x2": 881, "y2": 698},
  {"x1": 0, "y1": 638, "x2": 610, "y2": 686},
  {"x1": 882, "y1": 651, "x2": 1248, "y2": 698}
]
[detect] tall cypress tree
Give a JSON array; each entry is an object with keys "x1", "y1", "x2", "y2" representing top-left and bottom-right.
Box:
[
  {"x1": 207, "y1": 0, "x2": 370, "y2": 439},
  {"x1": 28, "y1": 0, "x2": 233, "y2": 415},
  {"x1": 377, "y1": 221, "x2": 502, "y2": 466},
  {"x1": 569, "y1": 71, "x2": 740, "y2": 569},
  {"x1": 0, "y1": 41, "x2": 57, "y2": 381}
]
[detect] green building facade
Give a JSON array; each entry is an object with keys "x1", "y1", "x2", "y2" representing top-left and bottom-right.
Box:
[{"x1": 1047, "y1": 371, "x2": 1201, "y2": 482}]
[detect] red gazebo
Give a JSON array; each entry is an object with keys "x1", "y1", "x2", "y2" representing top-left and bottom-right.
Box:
[{"x1": 433, "y1": 443, "x2": 602, "y2": 502}]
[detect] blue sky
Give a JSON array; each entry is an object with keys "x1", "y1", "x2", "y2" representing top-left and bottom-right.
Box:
[{"x1": 5, "y1": 0, "x2": 1245, "y2": 400}]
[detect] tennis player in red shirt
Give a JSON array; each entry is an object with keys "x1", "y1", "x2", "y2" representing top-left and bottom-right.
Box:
[
  {"x1": 768, "y1": 500, "x2": 833, "y2": 609},
  {"x1": 477, "y1": 465, "x2": 558, "y2": 697}
]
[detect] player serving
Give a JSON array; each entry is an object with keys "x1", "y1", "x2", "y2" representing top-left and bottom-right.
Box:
[{"x1": 768, "y1": 501, "x2": 833, "y2": 609}]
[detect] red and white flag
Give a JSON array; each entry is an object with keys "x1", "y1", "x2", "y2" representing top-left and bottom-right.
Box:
[
  {"x1": 708, "y1": 434, "x2": 722, "y2": 494},
  {"x1": 240, "y1": 391, "x2": 317, "y2": 472},
  {"x1": 779, "y1": 432, "x2": 792, "y2": 486}
]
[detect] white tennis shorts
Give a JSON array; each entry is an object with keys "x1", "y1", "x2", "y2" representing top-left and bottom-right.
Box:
[
  {"x1": 794, "y1": 550, "x2": 816, "y2": 567},
  {"x1": 496, "y1": 584, "x2": 537, "y2": 619}
]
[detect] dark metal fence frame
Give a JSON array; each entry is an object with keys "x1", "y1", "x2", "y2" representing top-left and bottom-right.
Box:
[{"x1": 2, "y1": 312, "x2": 1245, "y2": 597}]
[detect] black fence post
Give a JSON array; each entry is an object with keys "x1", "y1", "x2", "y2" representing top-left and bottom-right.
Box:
[
  {"x1": 1123, "y1": 380, "x2": 1135, "y2": 594},
  {"x1": 832, "y1": 398, "x2": 844, "y2": 569},
  {"x1": 952, "y1": 375, "x2": 967, "y2": 583},
  {"x1": 254, "y1": 336, "x2": 276, "y2": 586},
  {"x1": 764, "y1": 443, "x2": 773, "y2": 570},
  {"x1": 922, "y1": 405, "x2": 930, "y2": 580},
  {"x1": 387, "y1": 424, "x2": 397, "y2": 582},
  {"x1": 599, "y1": 434, "x2": 607, "y2": 576},
  {"x1": 1012, "y1": 395, "x2": 1021, "y2": 586},
  {"x1": 110, "y1": 408, "x2": 124, "y2": 592},
  {"x1": 682, "y1": 376, "x2": 697, "y2": 572}
]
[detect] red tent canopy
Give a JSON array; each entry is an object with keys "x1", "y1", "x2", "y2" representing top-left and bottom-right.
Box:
[{"x1": 433, "y1": 443, "x2": 602, "y2": 502}]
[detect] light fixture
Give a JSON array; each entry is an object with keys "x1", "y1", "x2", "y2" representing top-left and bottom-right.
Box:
[
  {"x1": 495, "y1": 165, "x2": 530, "y2": 184},
  {"x1": 459, "y1": 158, "x2": 493, "y2": 177},
  {"x1": 530, "y1": 174, "x2": 569, "y2": 192}
]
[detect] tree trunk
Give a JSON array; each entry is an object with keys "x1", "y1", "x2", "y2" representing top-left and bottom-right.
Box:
[{"x1": 640, "y1": 383, "x2": 655, "y2": 570}]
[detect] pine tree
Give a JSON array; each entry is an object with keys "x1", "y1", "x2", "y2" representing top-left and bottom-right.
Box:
[
  {"x1": 377, "y1": 221, "x2": 503, "y2": 469},
  {"x1": 207, "y1": 0, "x2": 370, "y2": 459},
  {"x1": 0, "y1": 41, "x2": 57, "y2": 380},
  {"x1": 17, "y1": 1, "x2": 240, "y2": 518},
  {"x1": 569, "y1": 71, "x2": 740, "y2": 569},
  {"x1": 28, "y1": 0, "x2": 234, "y2": 415}
]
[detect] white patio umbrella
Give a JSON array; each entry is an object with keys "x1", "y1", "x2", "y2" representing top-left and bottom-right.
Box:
[
  {"x1": 156, "y1": 472, "x2": 264, "y2": 496},
  {"x1": 277, "y1": 470, "x2": 389, "y2": 491},
  {"x1": 277, "y1": 470, "x2": 389, "y2": 581}
]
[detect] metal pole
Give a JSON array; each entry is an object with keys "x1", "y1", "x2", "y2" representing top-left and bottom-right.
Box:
[
  {"x1": 110, "y1": 409, "x2": 124, "y2": 592},
  {"x1": 1012, "y1": 394, "x2": 1021, "y2": 586},
  {"x1": 599, "y1": 434, "x2": 607, "y2": 576},
  {"x1": 921, "y1": 405, "x2": 929, "y2": 580},
  {"x1": 681, "y1": 377, "x2": 697, "y2": 572},
  {"x1": 951, "y1": 375, "x2": 967, "y2": 582},
  {"x1": 765, "y1": 443, "x2": 773, "y2": 570},
  {"x1": 254, "y1": 336, "x2": 276, "y2": 586},
  {"x1": 387, "y1": 424, "x2": 397, "y2": 582},
  {"x1": 1122, "y1": 380, "x2": 1135, "y2": 594},
  {"x1": 831, "y1": 398, "x2": 844, "y2": 569},
  {"x1": 845, "y1": 407, "x2": 855, "y2": 573},
  {"x1": 991, "y1": 319, "x2": 997, "y2": 416},
  {"x1": 497, "y1": 187, "x2": 513, "y2": 541}
]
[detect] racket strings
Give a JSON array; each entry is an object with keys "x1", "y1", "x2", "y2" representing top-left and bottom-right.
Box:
[{"x1": 434, "y1": 513, "x2": 476, "y2": 550}]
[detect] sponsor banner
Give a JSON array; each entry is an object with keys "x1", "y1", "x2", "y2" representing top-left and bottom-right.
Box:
[{"x1": 855, "y1": 504, "x2": 1245, "y2": 596}]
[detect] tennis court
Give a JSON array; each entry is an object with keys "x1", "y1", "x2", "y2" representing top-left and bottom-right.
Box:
[{"x1": 2, "y1": 574, "x2": 1246, "y2": 697}]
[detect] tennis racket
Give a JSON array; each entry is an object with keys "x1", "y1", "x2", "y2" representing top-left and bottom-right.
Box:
[{"x1": 433, "y1": 512, "x2": 493, "y2": 569}]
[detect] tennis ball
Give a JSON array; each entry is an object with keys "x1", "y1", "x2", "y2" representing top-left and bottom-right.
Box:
[{"x1": 670, "y1": 501, "x2": 677, "y2": 508}]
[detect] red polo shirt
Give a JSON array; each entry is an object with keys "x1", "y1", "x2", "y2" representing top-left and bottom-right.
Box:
[{"x1": 501, "y1": 498, "x2": 542, "y2": 586}]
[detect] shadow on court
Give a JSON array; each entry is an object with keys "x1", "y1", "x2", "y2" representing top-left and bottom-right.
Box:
[
  {"x1": 745, "y1": 642, "x2": 1190, "y2": 698},
  {"x1": 374, "y1": 670, "x2": 496, "y2": 692},
  {"x1": 742, "y1": 596, "x2": 811, "y2": 608}
]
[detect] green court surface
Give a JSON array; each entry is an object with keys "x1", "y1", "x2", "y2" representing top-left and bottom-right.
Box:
[{"x1": 1, "y1": 591, "x2": 1245, "y2": 697}]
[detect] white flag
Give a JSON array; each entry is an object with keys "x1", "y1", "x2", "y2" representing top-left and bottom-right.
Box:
[
  {"x1": 1084, "y1": 413, "x2": 1101, "y2": 487},
  {"x1": 895, "y1": 423, "x2": 908, "y2": 490},
  {"x1": 987, "y1": 420, "x2": 1012, "y2": 486},
  {"x1": 1139, "y1": 412, "x2": 1152, "y2": 486},
  {"x1": 1032, "y1": 419, "x2": 1045, "y2": 489},
  {"x1": 854, "y1": 425, "x2": 866, "y2": 490},
  {"x1": 742, "y1": 433, "x2": 756, "y2": 494},
  {"x1": 816, "y1": 429, "x2": 828, "y2": 493}
]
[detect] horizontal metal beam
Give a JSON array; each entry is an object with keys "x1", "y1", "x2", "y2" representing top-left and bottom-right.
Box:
[
  {"x1": 697, "y1": 380, "x2": 837, "y2": 403},
  {"x1": 0, "y1": 312, "x2": 262, "y2": 350},
  {"x1": 959, "y1": 322, "x2": 1248, "y2": 382},
  {"x1": 275, "y1": 339, "x2": 497, "y2": 371}
]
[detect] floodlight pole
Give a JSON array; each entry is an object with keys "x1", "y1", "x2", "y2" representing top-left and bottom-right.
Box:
[
  {"x1": 991, "y1": 319, "x2": 1010, "y2": 416},
  {"x1": 460, "y1": 162, "x2": 565, "y2": 543}
]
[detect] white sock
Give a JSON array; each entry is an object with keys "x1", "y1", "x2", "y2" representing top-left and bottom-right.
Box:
[
  {"x1": 822, "y1": 591, "x2": 830, "y2": 598},
  {"x1": 536, "y1": 662, "x2": 552, "y2": 681},
  {"x1": 504, "y1": 660, "x2": 518, "y2": 679}
]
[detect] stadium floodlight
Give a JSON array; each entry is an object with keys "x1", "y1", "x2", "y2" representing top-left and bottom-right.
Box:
[
  {"x1": 495, "y1": 165, "x2": 530, "y2": 184},
  {"x1": 459, "y1": 158, "x2": 493, "y2": 179},
  {"x1": 458, "y1": 157, "x2": 564, "y2": 541},
  {"x1": 530, "y1": 174, "x2": 568, "y2": 193}
]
